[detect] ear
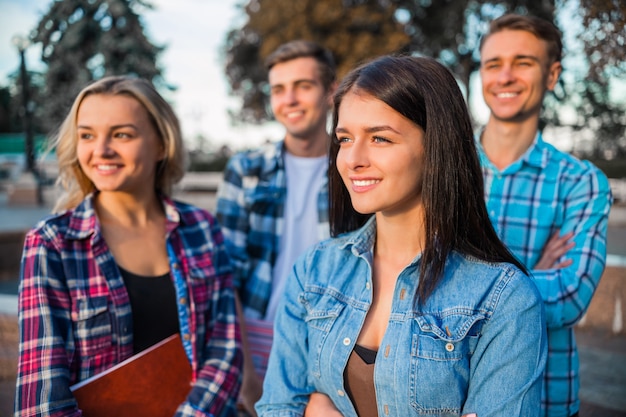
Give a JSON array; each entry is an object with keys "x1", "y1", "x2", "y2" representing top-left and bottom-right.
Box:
[{"x1": 545, "y1": 61, "x2": 562, "y2": 92}]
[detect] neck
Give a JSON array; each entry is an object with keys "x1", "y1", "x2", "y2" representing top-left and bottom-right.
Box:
[
  {"x1": 95, "y1": 191, "x2": 163, "y2": 228},
  {"x1": 284, "y1": 131, "x2": 330, "y2": 157},
  {"x1": 374, "y1": 209, "x2": 425, "y2": 266},
  {"x1": 481, "y1": 117, "x2": 539, "y2": 170}
]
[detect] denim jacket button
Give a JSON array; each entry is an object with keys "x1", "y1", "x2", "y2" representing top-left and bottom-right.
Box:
[
  {"x1": 337, "y1": 389, "x2": 345, "y2": 397},
  {"x1": 343, "y1": 337, "x2": 351, "y2": 346},
  {"x1": 445, "y1": 342, "x2": 454, "y2": 352},
  {"x1": 366, "y1": 282, "x2": 371, "y2": 290}
]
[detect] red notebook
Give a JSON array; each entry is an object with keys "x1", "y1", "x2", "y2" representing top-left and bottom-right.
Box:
[{"x1": 70, "y1": 334, "x2": 192, "y2": 417}]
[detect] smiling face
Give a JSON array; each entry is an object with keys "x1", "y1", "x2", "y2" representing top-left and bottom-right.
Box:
[
  {"x1": 76, "y1": 94, "x2": 164, "y2": 197},
  {"x1": 335, "y1": 90, "x2": 426, "y2": 218},
  {"x1": 269, "y1": 56, "x2": 333, "y2": 150},
  {"x1": 480, "y1": 29, "x2": 561, "y2": 124}
]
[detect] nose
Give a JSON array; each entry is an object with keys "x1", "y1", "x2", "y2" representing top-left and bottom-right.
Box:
[
  {"x1": 93, "y1": 136, "x2": 114, "y2": 157},
  {"x1": 338, "y1": 138, "x2": 369, "y2": 171},
  {"x1": 497, "y1": 64, "x2": 515, "y2": 84},
  {"x1": 283, "y1": 87, "x2": 298, "y2": 106}
]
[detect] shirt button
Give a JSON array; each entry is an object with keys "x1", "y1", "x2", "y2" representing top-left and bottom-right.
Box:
[
  {"x1": 343, "y1": 337, "x2": 351, "y2": 346},
  {"x1": 172, "y1": 263, "x2": 180, "y2": 270},
  {"x1": 337, "y1": 389, "x2": 345, "y2": 397},
  {"x1": 183, "y1": 333, "x2": 191, "y2": 341},
  {"x1": 179, "y1": 297, "x2": 187, "y2": 305},
  {"x1": 445, "y1": 342, "x2": 454, "y2": 352},
  {"x1": 366, "y1": 282, "x2": 371, "y2": 290}
]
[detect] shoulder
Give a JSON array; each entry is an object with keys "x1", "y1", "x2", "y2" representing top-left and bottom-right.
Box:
[
  {"x1": 541, "y1": 141, "x2": 608, "y2": 182},
  {"x1": 435, "y1": 252, "x2": 541, "y2": 312},
  {"x1": 170, "y1": 199, "x2": 218, "y2": 228},
  {"x1": 225, "y1": 140, "x2": 283, "y2": 176}
]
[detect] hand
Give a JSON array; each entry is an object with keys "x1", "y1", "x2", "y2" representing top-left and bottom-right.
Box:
[
  {"x1": 534, "y1": 230, "x2": 575, "y2": 270},
  {"x1": 305, "y1": 392, "x2": 343, "y2": 417},
  {"x1": 237, "y1": 369, "x2": 263, "y2": 417}
]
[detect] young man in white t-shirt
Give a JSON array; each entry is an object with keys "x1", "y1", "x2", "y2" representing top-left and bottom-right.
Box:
[{"x1": 216, "y1": 40, "x2": 337, "y2": 416}]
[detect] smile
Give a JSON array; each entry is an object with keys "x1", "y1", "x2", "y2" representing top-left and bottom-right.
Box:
[
  {"x1": 496, "y1": 92, "x2": 519, "y2": 98},
  {"x1": 352, "y1": 179, "x2": 380, "y2": 186}
]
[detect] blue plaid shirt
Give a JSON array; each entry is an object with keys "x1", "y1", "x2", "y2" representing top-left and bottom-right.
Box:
[
  {"x1": 215, "y1": 140, "x2": 329, "y2": 319},
  {"x1": 16, "y1": 194, "x2": 242, "y2": 417},
  {"x1": 478, "y1": 132, "x2": 613, "y2": 417}
]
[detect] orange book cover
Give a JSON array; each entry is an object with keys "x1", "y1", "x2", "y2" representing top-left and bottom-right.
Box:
[{"x1": 70, "y1": 334, "x2": 192, "y2": 417}]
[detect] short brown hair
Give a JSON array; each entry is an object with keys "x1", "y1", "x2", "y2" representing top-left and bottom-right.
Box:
[
  {"x1": 480, "y1": 14, "x2": 562, "y2": 64},
  {"x1": 265, "y1": 40, "x2": 336, "y2": 90}
]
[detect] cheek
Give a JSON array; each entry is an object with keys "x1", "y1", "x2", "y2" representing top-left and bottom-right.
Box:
[{"x1": 76, "y1": 143, "x2": 90, "y2": 167}]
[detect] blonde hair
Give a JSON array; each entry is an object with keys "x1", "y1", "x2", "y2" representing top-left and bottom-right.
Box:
[{"x1": 51, "y1": 76, "x2": 186, "y2": 212}]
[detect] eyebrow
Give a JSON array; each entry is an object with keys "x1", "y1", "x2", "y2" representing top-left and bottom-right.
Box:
[
  {"x1": 76, "y1": 123, "x2": 138, "y2": 130},
  {"x1": 482, "y1": 54, "x2": 541, "y2": 64},
  {"x1": 336, "y1": 125, "x2": 401, "y2": 134},
  {"x1": 270, "y1": 78, "x2": 318, "y2": 89}
]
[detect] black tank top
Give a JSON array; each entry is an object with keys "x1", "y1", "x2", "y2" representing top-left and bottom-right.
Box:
[
  {"x1": 119, "y1": 265, "x2": 179, "y2": 354},
  {"x1": 344, "y1": 344, "x2": 378, "y2": 417}
]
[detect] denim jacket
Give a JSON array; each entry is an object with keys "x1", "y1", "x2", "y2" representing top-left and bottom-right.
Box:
[{"x1": 257, "y1": 218, "x2": 547, "y2": 417}]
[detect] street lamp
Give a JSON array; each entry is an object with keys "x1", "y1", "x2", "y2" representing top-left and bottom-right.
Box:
[
  {"x1": 11, "y1": 34, "x2": 36, "y2": 174},
  {"x1": 11, "y1": 34, "x2": 42, "y2": 205}
]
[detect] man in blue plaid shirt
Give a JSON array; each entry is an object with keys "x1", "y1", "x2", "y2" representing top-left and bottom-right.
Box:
[
  {"x1": 216, "y1": 40, "x2": 337, "y2": 416},
  {"x1": 477, "y1": 14, "x2": 613, "y2": 417}
]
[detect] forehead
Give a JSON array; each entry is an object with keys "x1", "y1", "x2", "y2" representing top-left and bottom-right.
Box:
[
  {"x1": 77, "y1": 94, "x2": 148, "y2": 123},
  {"x1": 481, "y1": 29, "x2": 550, "y2": 62},
  {"x1": 268, "y1": 56, "x2": 322, "y2": 86}
]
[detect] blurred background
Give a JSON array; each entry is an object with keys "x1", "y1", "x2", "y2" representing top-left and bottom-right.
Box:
[{"x1": 0, "y1": 0, "x2": 625, "y2": 177}]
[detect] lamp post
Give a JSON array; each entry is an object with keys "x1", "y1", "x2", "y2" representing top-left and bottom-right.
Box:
[
  {"x1": 10, "y1": 34, "x2": 42, "y2": 206},
  {"x1": 12, "y1": 34, "x2": 36, "y2": 174}
]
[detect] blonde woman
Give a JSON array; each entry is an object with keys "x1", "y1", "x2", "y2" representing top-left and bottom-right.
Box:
[{"x1": 15, "y1": 76, "x2": 241, "y2": 416}]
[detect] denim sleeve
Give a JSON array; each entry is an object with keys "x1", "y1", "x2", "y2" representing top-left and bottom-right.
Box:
[
  {"x1": 15, "y1": 229, "x2": 83, "y2": 417},
  {"x1": 462, "y1": 269, "x2": 547, "y2": 416},
  {"x1": 255, "y1": 253, "x2": 313, "y2": 417},
  {"x1": 215, "y1": 157, "x2": 252, "y2": 291},
  {"x1": 530, "y1": 167, "x2": 613, "y2": 328}
]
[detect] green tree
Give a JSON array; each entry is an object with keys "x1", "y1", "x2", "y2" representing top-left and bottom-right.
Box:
[
  {"x1": 223, "y1": 0, "x2": 410, "y2": 123},
  {"x1": 223, "y1": 0, "x2": 626, "y2": 157},
  {"x1": 31, "y1": 0, "x2": 165, "y2": 131},
  {"x1": 223, "y1": 0, "x2": 556, "y2": 123}
]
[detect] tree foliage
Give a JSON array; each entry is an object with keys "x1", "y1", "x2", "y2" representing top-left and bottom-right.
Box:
[
  {"x1": 31, "y1": 0, "x2": 165, "y2": 131},
  {"x1": 224, "y1": 0, "x2": 556, "y2": 123},
  {"x1": 224, "y1": 0, "x2": 411, "y2": 123},
  {"x1": 223, "y1": 0, "x2": 626, "y2": 158}
]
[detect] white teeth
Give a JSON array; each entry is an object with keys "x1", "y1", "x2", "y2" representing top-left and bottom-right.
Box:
[
  {"x1": 497, "y1": 92, "x2": 518, "y2": 98},
  {"x1": 353, "y1": 179, "x2": 379, "y2": 186},
  {"x1": 96, "y1": 165, "x2": 117, "y2": 171},
  {"x1": 286, "y1": 111, "x2": 303, "y2": 118}
]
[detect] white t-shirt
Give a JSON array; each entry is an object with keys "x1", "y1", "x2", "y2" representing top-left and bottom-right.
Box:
[{"x1": 264, "y1": 152, "x2": 327, "y2": 321}]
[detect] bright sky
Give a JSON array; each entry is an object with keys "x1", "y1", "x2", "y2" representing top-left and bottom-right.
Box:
[{"x1": 0, "y1": 0, "x2": 282, "y2": 151}]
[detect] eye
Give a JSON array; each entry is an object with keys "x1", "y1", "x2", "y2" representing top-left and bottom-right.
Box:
[
  {"x1": 113, "y1": 131, "x2": 132, "y2": 139},
  {"x1": 78, "y1": 132, "x2": 93, "y2": 140},
  {"x1": 373, "y1": 136, "x2": 391, "y2": 144},
  {"x1": 334, "y1": 135, "x2": 352, "y2": 144}
]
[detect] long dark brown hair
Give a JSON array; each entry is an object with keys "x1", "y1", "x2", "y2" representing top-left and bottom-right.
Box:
[{"x1": 329, "y1": 55, "x2": 527, "y2": 302}]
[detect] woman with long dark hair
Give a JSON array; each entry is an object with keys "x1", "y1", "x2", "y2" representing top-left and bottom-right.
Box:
[{"x1": 256, "y1": 56, "x2": 546, "y2": 416}]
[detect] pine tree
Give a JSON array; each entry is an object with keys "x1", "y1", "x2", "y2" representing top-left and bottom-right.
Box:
[{"x1": 32, "y1": 0, "x2": 164, "y2": 130}]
